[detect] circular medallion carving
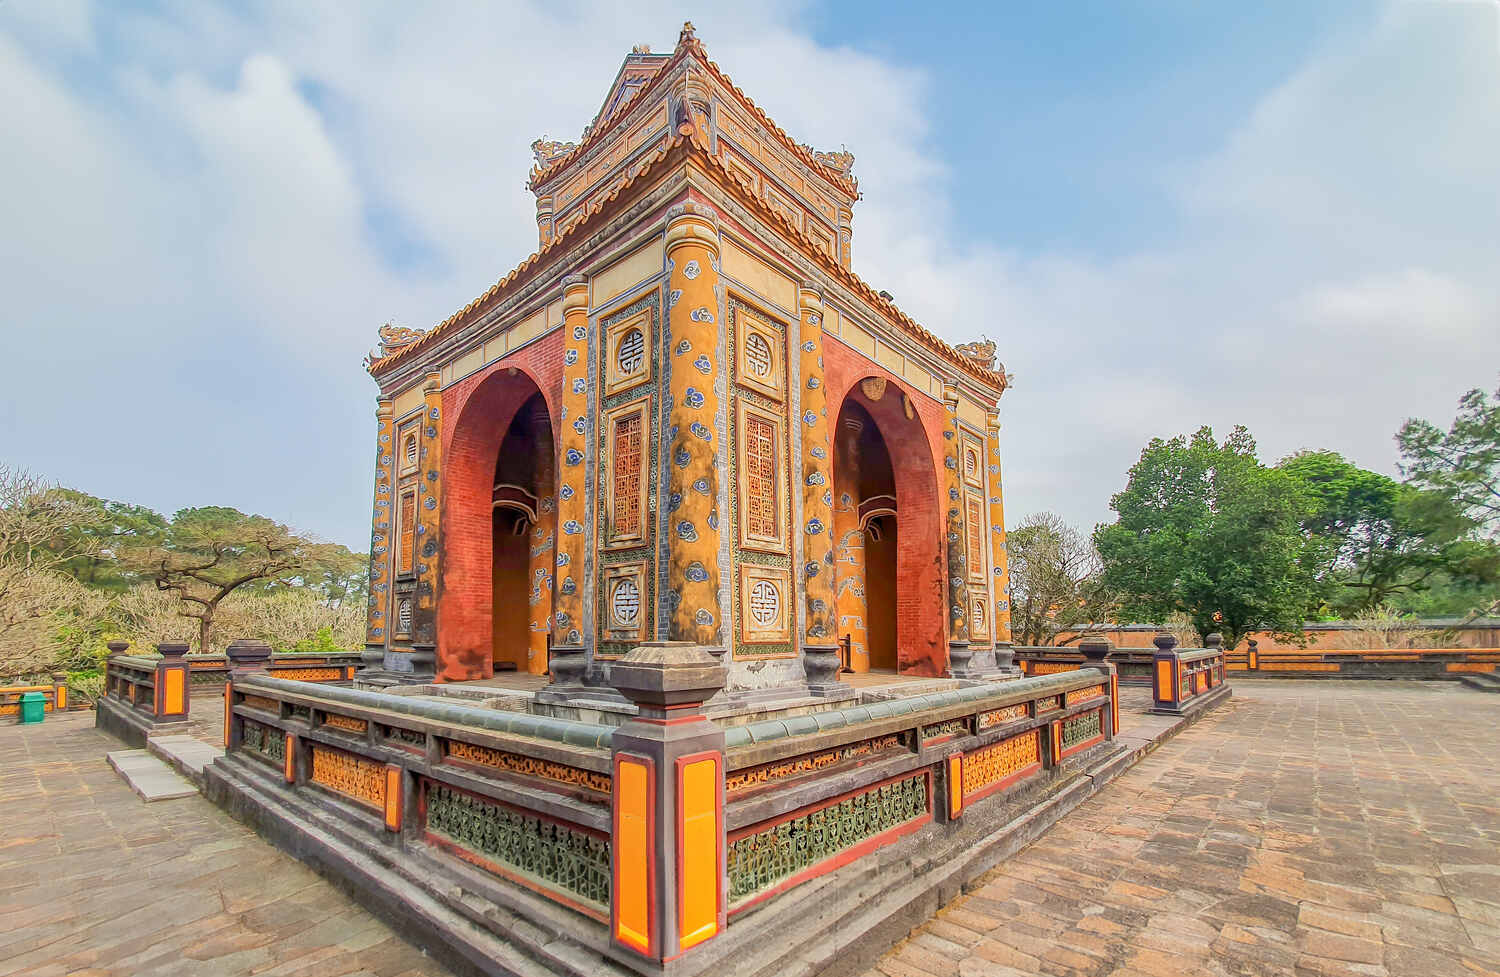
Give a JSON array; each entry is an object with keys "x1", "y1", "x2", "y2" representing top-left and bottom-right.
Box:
[
  {"x1": 749, "y1": 580, "x2": 780, "y2": 628},
  {"x1": 745, "y1": 332, "x2": 773, "y2": 378},
  {"x1": 611, "y1": 578, "x2": 641, "y2": 627},
  {"x1": 617, "y1": 328, "x2": 645, "y2": 376}
]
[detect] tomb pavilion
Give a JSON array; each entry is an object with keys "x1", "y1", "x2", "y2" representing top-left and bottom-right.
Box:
[
  {"x1": 196, "y1": 26, "x2": 1176, "y2": 977},
  {"x1": 361, "y1": 22, "x2": 1016, "y2": 706}
]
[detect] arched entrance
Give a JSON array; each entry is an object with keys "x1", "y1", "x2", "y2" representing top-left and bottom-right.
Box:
[
  {"x1": 441, "y1": 369, "x2": 556, "y2": 682},
  {"x1": 491, "y1": 394, "x2": 554, "y2": 672},
  {"x1": 831, "y1": 377, "x2": 945, "y2": 676}
]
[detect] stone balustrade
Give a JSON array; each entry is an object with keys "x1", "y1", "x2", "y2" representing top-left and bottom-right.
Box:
[
  {"x1": 0, "y1": 673, "x2": 73, "y2": 717},
  {"x1": 1150, "y1": 633, "x2": 1230, "y2": 716}
]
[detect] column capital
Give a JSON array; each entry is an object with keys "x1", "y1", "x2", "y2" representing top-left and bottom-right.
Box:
[
  {"x1": 798, "y1": 286, "x2": 824, "y2": 317},
  {"x1": 985, "y1": 408, "x2": 1001, "y2": 434},
  {"x1": 422, "y1": 371, "x2": 441, "y2": 393},
  {"x1": 376, "y1": 399, "x2": 394, "y2": 420},
  {"x1": 664, "y1": 204, "x2": 720, "y2": 258},
  {"x1": 941, "y1": 380, "x2": 960, "y2": 409},
  {"x1": 561, "y1": 274, "x2": 589, "y2": 313}
]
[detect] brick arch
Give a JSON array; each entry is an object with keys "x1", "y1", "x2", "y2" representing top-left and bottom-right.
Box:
[
  {"x1": 824, "y1": 342, "x2": 948, "y2": 676},
  {"x1": 439, "y1": 351, "x2": 560, "y2": 682}
]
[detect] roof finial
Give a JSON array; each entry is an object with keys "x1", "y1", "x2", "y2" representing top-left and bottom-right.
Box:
[
  {"x1": 679, "y1": 21, "x2": 697, "y2": 46},
  {"x1": 632, "y1": 43, "x2": 651, "y2": 54}
]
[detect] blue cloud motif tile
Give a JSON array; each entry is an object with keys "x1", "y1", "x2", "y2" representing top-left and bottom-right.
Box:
[
  {"x1": 669, "y1": 288, "x2": 682, "y2": 308},
  {"x1": 803, "y1": 411, "x2": 817, "y2": 426},
  {"x1": 811, "y1": 445, "x2": 827, "y2": 460},
  {"x1": 676, "y1": 339, "x2": 691, "y2": 355},
  {"x1": 690, "y1": 421, "x2": 712, "y2": 442},
  {"x1": 693, "y1": 354, "x2": 712, "y2": 374},
  {"x1": 683, "y1": 259, "x2": 700, "y2": 280},
  {"x1": 805, "y1": 561, "x2": 820, "y2": 578},
  {"x1": 674, "y1": 447, "x2": 691, "y2": 468},
  {"x1": 806, "y1": 517, "x2": 825, "y2": 536},
  {"x1": 685, "y1": 562, "x2": 709, "y2": 583},
  {"x1": 706, "y1": 510, "x2": 719, "y2": 530},
  {"x1": 807, "y1": 376, "x2": 821, "y2": 389},
  {"x1": 429, "y1": 407, "x2": 439, "y2": 420},
  {"x1": 669, "y1": 491, "x2": 682, "y2": 512},
  {"x1": 563, "y1": 519, "x2": 583, "y2": 535},
  {"x1": 694, "y1": 608, "x2": 714, "y2": 626},
  {"x1": 564, "y1": 348, "x2": 578, "y2": 365},
  {"x1": 555, "y1": 610, "x2": 571, "y2": 627},
  {"x1": 676, "y1": 520, "x2": 698, "y2": 541},
  {"x1": 806, "y1": 470, "x2": 825, "y2": 486},
  {"x1": 556, "y1": 552, "x2": 570, "y2": 566},
  {"x1": 560, "y1": 484, "x2": 574, "y2": 500},
  {"x1": 689, "y1": 305, "x2": 714, "y2": 323},
  {"x1": 573, "y1": 325, "x2": 587, "y2": 339},
  {"x1": 423, "y1": 497, "x2": 436, "y2": 510},
  {"x1": 559, "y1": 577, "x2": 575, "y2": 596},
  {"x1": 823, "y1": 490, "x2": 832, "y2": 507},
  {"x1": 565, "y1": 448, "x2": 584, "y2": 466},
  {"x1": 572, "y1": 378, "x2": 586, "y2": 394},
  {"x1": 684, "y1": 387, "x2": 705, "y2": 409},
  {"x1": 801, "y1": 340, "x2": 815, "y2": 352},
  {"x1": 691, "y1": 477, "x2": 710, "y2": 495}
]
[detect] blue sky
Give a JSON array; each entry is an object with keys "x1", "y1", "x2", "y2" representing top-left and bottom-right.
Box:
[{"x1": 3, "y1": 1, "x2": 1498, "y2": 550}]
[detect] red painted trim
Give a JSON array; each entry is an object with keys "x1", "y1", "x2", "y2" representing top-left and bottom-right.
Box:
[
  {"x1": 673, "y1": 750, "x2": 725, "y2": 956},
  {"x1": 612, "y1": 752, "x2": 658, "y2": 959},
  {"x1": 425, "y1": 830, "x2": 608, "y2": 922}
]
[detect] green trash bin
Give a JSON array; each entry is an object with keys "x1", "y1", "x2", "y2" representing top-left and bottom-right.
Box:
[{"x1": 18, "y1": 691, "x2": 45, "y2": 725}]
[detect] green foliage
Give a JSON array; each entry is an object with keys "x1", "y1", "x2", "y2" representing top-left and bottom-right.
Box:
[
  {"x1": 1007, "y1": 512, "x2": 1118, "y2": 646},
  {"x1": 1277, "y1": 450, "x2": 1495, "y2": 614},
  {"x1": 1095, "y1": 426, "x2": 1320, "y2": 650},
  {"x1": 43, "y1": 490, "x2": 167, "y2": 590},
  {"x1": 1398, "y1": 377, "x2": 1500, "y2": 537},
  {"x1": 286, "y1": 626, "x2": 345, "y2": 654}
]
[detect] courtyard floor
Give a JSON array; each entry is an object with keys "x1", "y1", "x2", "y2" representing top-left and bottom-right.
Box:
[{"x1": 1, "y1": 681, "x2": 1495, "y2": 976}]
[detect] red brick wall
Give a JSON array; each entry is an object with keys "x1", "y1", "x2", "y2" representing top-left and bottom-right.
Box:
[
  {"x1": 824, "y1": 339, "x2": 949, "y2": 676},
  {"x1": 437, "y1": 332, "x2": 563, "y2": 682}
]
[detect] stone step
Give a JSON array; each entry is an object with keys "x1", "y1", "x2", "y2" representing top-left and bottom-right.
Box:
[
  {"x1": 105, "y1": 749, "x2": 199, "y2": 802},
  {"x1": 1457, "y1": 672, "x2": 1500, "y2": 692},
  {"x1": 146, "y1": 733, "x2": 224, "y2": 786}
]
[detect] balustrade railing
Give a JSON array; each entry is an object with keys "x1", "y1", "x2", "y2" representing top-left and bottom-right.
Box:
[
  {"x1": 1150, "y1": 634, "x2": 1228, "y2": 714},
  {"x1": 216, "y1": 642, "x2": 1124, "y2": 972},
  {"x1": 0, "y1": 673, "x2": 74, "y2": 716}
]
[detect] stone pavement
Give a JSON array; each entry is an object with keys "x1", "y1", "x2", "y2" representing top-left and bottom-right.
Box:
[
  {"x1": 0, "y1": 709, "x2": 446, "y2": 977},
  {"x1": 4, "y1": 681, "x2": 1497, "y2": 976},
  {"x1": 871, "y1": 680, "x2": 1500, "y2": 977}
]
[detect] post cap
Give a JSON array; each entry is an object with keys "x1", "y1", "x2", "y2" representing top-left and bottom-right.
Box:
[
  {"x1": 1078, "y1": 637, "x2": 1113, "y2": 662},
  {"x1": 1152, "y1": 633, "x2": 1179, "y2": 653},
  {"x1": 611, "y1": 641, "x2": 726, "y2": 718},
  {"x1": 157, "y1": 642, "x2": 190, "y2": 660},
  {"x1": 106, "y1": 640, "x2": 130, "y2": 655},
  {"x1": 226, "y1": 638, "x2": 273, "y2": 669}
]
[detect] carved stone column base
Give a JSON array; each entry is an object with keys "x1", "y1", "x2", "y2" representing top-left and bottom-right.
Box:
[
  {"x1": 545, "y1": 643, "x2": 588, "y2": 689},
  {"x1": 947, "y1": 640, "x2": 975, "y2": 679}
]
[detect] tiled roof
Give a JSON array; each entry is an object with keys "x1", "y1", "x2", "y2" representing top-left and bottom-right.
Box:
[{"x1": 369, "y1": 130, "x2": 1006, "y2": 392}]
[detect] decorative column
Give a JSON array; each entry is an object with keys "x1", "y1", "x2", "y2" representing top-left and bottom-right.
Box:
[
  {"x1": 942, "y1": 383, "x2": 973, "y2": 677},
  {"x1": 833, "y1": 416, "x2": 869, "y2": 672},
  {"x1": 526, "y1": 403, "x2": 556, "y2": 675},
  {"x1": 153, "y1": 642, "x2": 190, "y2": 723},
  {"x1": 610, "y1": 642, "x2": 727, "y2": 963},
  {"x1": 364, "y1": 399, "x2": 395, "y2": 670},
  {"x1": 797, "y1": 287, "x2": 840, "y2": 691},
  {"x1": 535, "y1": 194, "x2": 555, "y2": 247},
  {"x1": 412, "y1": 373, "x2": 442, "y2": 678},
  {"x1": 224, "y1": 638, "x2": 270, "y2": 750},
  {"x1": 549, "y1": 275, "x2": 591, "y2": 688},
  {"x1": 837, "y1": 204, "x2": 853, "y2": 271},
  {"x1": 663, "y1": 204, "x2": 723, "y2": 647},
  {"x1": 985, "y1": 409, "x2": 1016, "y2": 668}
]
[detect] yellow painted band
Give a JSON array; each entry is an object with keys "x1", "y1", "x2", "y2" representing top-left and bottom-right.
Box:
[
  {"x1": 678, "y1": 757, "x2": 720, "y2": 950},
  {"x1": 615, "y1": 757, "x2": 651, "y2": 954}
]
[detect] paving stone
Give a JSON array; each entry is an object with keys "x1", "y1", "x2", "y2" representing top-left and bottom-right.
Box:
[{"x1": 105, "y1": 749, "x2": 198, "y2": 801}]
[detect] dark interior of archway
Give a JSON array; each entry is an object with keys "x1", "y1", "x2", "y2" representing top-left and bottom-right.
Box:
[
  {"x1": 865, "y1": 513, "x2": 897, "y2": 670},
  {"x1": 491, "y1": 393, "x2": 549, "y2": 671}
]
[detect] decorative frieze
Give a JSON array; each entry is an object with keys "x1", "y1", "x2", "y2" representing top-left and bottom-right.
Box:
[
  {"x1": 727, "y1": 772, "x2": 928, "y2": 903},
  {"x1": 976, "y1": 703, "x2": 1028, "y2": 730},
  {"x1": 310, "y1": 744, "x2": 386, "y2": 810},
  {"x1": 444, "y1": 739, "x2": 611, "y2": 796},
  {"x1": 322, "y1": 714, "x2": 368, "y2": 734},
  {"x1": 961, "y1": 730, "x2": 1040, "y2": 798},
  {"x1": 1061, "y1": 709, "x2": 1103, "y2": 750},
  {"x1": 725, "y1": 733, "x2": 904, "y2": 793},
  {"x1": 425, "y1": 782, "x2": 610, "y2": 911}
]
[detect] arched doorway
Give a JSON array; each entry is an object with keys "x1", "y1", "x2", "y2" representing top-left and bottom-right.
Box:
[
  {"x1": 831, "y1": 378, "x2": 944, "y2": 675},
  {"x1": 441, "y1": 369, "x2": 556, "y2": 682},
  {"x1": 491, "y1": 394, "x2": 554, "y2": 672}
]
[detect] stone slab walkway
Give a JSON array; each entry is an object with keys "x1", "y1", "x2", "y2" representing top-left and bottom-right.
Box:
[
  {"x1": 871, "y1": 680, "x2": 1500, "y2": 977},
  {"x1": 104, "y1": 749, "x2": 197, "y2": 801},
  {"x1": 0, "y1": 710, "x2": 446, "y2": 977}
]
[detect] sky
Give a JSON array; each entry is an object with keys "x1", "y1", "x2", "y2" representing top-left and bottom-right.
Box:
[{"x1": 3, "y1": 1, "x2": 1498, "y2": 551}]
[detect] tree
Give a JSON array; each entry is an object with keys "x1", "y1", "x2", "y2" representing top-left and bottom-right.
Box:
[
  {"x1": 44, "y1": 489, "x2": 167, "y2": 589},
  {"x1": 1398, "y1": 377, "x2": 1500, "y2": 536},
  {"x1": 126, "y1": 507, "x2": 323, "y2": 652},
  {"x1": 0, "y1": 467, "x2": 107, "y2": 675},
  {"x1": 1277, "y1": 450, "x2": 1491, "y2": 614},
  {"x1": 1007, "y1": 512, "x2": 1117, "y2": 646},
  {"x1": 1095, "y1": 426, "x2": 1320, "y2": 650}
]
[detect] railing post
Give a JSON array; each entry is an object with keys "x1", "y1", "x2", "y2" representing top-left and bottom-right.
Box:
[
  {"x1": 609, "y1": 642, "x2": 727, "y2": 964},
  {"x1": 51, "y1": 672, "x2": 68, "y2": 712},
  {"x1": 1204, "y1": 634, "x2": 1224, "y2": 689},
  {"x1": 154, "y1": 643, "x2": 191, "y2": 722},
  {"x1": 1079, "y1": 637, "x2": 1119, "y2": 738},
  {"x1": 1248, "y1": 638, "x2": 1259, "y2": 671},
  {"x1": 106, "y1": 641, "x2": 129, "y2": 702},
  {"x1": 1152, "y1": 634, "x2": 1180, "y2": 712},
  {"x1": 224, "y1": 639, "x2": 272, "y2": 749}
]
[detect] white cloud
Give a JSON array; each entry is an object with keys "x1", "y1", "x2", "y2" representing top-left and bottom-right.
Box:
[{"x1": 1, "y1": 1, "x2": 1496, "y2": 549}]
